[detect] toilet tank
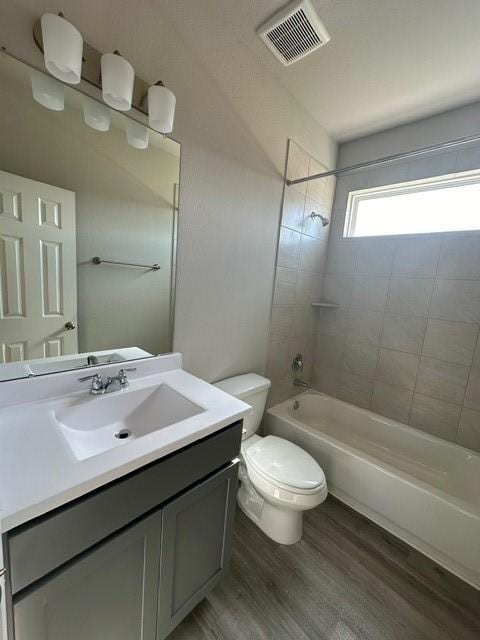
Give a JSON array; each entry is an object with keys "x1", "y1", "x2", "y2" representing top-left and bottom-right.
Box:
[{"x1": 214, "y1": 373, "x2": 271, "y2": 438}]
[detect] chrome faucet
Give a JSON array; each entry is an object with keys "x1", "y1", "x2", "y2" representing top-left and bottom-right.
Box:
[{"x1": 79, "y1": 368, "x2": 136, "y2": 395}]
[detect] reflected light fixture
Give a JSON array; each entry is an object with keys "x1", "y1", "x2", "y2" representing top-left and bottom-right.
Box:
[
  {"x1": 101, "y1": 51, "x2": 135, "y2": 111},
  {"x1": 148, "y1": 81, "x2": 176, "y2": 134},
  {"x1": 126, "y1": 119, "x2": 149, "y2": 149},
  {"x1": 83, "y1": 96, "x2": 110, "y2": 131},
  {"x1": 30, "y1": 69, "x2": 65, "y2": 111},
  {"x1": 40, "y1": 13, "x2": 83, "y2": 84}
]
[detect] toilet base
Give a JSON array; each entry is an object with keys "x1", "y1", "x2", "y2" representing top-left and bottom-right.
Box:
[{"x1": 237, "y1": 483, "x2": 303, "y2": 545}]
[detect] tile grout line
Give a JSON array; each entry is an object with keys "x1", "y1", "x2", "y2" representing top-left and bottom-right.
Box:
[{"x1": 407, "y1": 236, "x2": 443, "y2": 428}]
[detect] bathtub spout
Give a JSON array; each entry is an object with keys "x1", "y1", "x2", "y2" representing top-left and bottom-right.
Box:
[{"x1": 294, "y1": 378, "x2": 309, "y2": 389}]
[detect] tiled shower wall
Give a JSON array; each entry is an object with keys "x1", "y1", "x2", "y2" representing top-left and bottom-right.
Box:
[
  {"x1": 311, "y1": 143, "x2": 480, "y2": 453},
  {"x1": 266, "y1": 140, "x2": 335, "y2": 406}
]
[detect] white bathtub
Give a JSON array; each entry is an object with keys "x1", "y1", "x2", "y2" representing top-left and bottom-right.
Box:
[{"x1": 264, "y1": 390, "x2": 480, "y2": 590}]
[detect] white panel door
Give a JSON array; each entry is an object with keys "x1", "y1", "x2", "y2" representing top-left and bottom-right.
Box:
[{"x1": 0, "y1": 170, "x2": 77, "y2": 362}]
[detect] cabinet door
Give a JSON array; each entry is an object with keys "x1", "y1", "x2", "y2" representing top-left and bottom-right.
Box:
[
  {"x1": 13, "y1": 509, "x2": 162, "y2": 640},
  {"x1": 157, "y1": 461, "x2": 238, "y2": 640}
]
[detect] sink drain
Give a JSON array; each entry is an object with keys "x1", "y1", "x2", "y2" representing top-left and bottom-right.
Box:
[{"x1": 115, "y1": 429, "x2": 131, "y2": 440}]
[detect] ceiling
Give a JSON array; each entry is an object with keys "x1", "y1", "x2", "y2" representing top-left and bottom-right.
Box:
[{"x1": 212, "y1": 0, "x2": 480, "y2": 141}]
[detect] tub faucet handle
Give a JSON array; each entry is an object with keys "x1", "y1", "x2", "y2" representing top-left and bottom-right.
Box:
[{"x1": 292, "y1": 353, "x2": 304, "y2": 373}]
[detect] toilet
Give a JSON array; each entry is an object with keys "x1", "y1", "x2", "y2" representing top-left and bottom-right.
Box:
[{"x1": 215, "y1": 373, "x2": 327, "y2": 544}]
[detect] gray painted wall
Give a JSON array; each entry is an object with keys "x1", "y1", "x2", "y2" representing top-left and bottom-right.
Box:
[{"x1": 0, "y1": 0, "x2": 336, "y2": 383}]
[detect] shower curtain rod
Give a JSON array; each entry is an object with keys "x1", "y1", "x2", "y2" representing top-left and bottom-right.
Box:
[{"x1": 286, "y1": 131, "x2": 480, "y2": 186}]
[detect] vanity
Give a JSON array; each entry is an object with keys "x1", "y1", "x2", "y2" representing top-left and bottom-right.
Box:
[{"x1": 0, "y1": 354, "x2": 250, "y2": 639}]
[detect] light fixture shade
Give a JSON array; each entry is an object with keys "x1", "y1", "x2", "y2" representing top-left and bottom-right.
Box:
[
  {"x1": 148, "y1": 84, "x2": 176, "y2": 134},
  {"x1": 83, "y1": 97, "x2": 110, "y2": 131},
  {"x1": 41, "y1": 13, "x2": 83, "y2": 84},
  {"x1": 101, "y1": 53, "x2": 134, "y2": 111},
  {"x1": 31, "y1": 69, "x2": 65, "y2": 111},
  {"x1": 126, "y1": 119, "x2": 149, "y2": 149}
]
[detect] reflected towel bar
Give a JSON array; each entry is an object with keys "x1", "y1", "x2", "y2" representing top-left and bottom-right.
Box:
[{"x1": 92, "y1": 256, "x2": 160, "y2": 271}]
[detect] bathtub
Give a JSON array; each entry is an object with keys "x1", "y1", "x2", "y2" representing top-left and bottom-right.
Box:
[{"x1": 264, "y1": 390, "x2": 480, "y2": 590}]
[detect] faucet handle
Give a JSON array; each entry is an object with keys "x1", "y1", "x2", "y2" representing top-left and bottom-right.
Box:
[
  {"x1": 79, "y1": 372, "x2": 104, "y2": 393},
  {"x1": 117, "y1": 367, "x2": 136, "y2": 386},
  {"x1": 78, "y1": 373, "x2": 102, "y2": 382}
]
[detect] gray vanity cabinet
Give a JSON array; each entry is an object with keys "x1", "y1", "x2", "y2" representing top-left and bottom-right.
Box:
[
  {"x1": 157, "y1": 462, "x2": 238, "y2": 639},
  {"x1": 9, "y1": 443, "x2": 240, "y2": 640},
  {"x1": 13, "y1": 510, "x2": 163, "y2": 640}
]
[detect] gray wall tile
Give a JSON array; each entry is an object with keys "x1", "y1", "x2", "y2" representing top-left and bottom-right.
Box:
[
  {"x1": 381, "y1": 314, "x2": 427, "y2": 355},
  {"x1": 318, "y1": 307, "x2": 348, "y2": 338},
  {"x1": 371, "y1": 382, "x2": 413, "y2": 423},
  {"x1": 323, "y1": 274, "x2": 353, "y2": 307},
  {"x1": 281, "y1": 187, "x2": 305, "y2": 232},
  {"x1": 456, "y1": 408, "x2": 480, "y2": 453},
  {"x1": 338, "y1": 371, "x2": 373, "y2": 409},
  {"x1": 376, "y1": 348, "x2": 419, "y2": 390},
  {"x1": 343, "y1": 341, "x2": 379, "y2": 378},
  {"x1": 350, "y1": 276, "x2": 389, "y2": 311},
  {"x1": 393, "y1": 238, "x2": 441, "y2": 277},
  {"x1": 464, "y1": 367, "x2": 480, "y2": 411},
  {"x1": 269, "y1": 139, "x2": 480, "y2": 455},
  {"x1": 270, "y1": 305, "x2": 294, "y2": 337},
  {"x1": 326, "y1": 241, "x2": 358, "y2": 275},
  {"x1": 422, "y1": 319, "x2": 478, "y2": 365},
  {"x1": 277, "y1": 226, "x2": 301, "y2": 269},
  {"x1": 473, "y1": 339, "x2": 480, "y2": 366},
  {"x1": 409, "y1": 394, "x2": 460, "y2": 441},
  {"x1": 291, "y1": 304, "x2": 317, "y2": 337},
  {"x1": 299, "y1": 235, "x2": 328, "y2": 273},
  {"x1": 356, "y1": 239, "x2": 395, "y2": 275},
  {"x1": 273, "y1": 277, "x2": 296, "y2": 305},
  {"x1": 346, "y1": 309, "x2": 384, "y2": 345},
  {"x1": 311, "y1": 364, "x2": 340, "y2": 396},
  {"x1": 387, "y1": 278, "x2": 434, "y2": 316},
  {"x1": 416, "y1": 357, "x2": 469, "y2": 404},
  {"x1": 315, "y1": 334, "x2": 345, "y2": 368},
  {"x1": 430, "y1": 280, "x2": 480, "y2": 323},
  {"x1": 437, "y1": 237, "x2": 480, "y2": 279}
]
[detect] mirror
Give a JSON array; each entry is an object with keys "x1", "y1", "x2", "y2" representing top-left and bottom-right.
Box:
[{"x1": 0, "y1": 53, "x2": 180, "y2": 381}]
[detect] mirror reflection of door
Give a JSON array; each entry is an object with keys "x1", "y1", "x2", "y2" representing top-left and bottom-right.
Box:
[{"x1": 0, "y1": 169, "x2": 77, "y2": 363}]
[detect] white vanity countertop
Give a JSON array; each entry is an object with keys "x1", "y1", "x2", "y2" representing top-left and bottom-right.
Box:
[{"x1": 0, "y1": 354, "x2": 250, "y2": 532}]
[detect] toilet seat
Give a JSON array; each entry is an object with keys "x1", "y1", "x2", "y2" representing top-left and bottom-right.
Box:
[{"x1": 245, "y1": 435, "x2": 326, "y2": 494}]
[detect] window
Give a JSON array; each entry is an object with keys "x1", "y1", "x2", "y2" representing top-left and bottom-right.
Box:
[{"x1": 344, "y1": 169, "x2": 480, "y2": 238}]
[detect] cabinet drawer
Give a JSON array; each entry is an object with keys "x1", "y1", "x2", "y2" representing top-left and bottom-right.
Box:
[{"x1": 7, "y1": 422, "x2": 242, "y2": 594}]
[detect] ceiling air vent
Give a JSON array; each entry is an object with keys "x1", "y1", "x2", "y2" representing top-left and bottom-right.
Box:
[{"x1": 257, "y1": 0, "x2": 331, "y2": 66}]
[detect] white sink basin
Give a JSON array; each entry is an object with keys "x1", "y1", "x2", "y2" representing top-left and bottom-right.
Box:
[{"x1": 54, "y1": 384, "x2": 205, "y2": 461}]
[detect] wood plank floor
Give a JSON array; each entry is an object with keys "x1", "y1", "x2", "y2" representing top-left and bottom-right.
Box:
[{"x1": 170, "y1": 497, "x2": 480, "y2": 640}]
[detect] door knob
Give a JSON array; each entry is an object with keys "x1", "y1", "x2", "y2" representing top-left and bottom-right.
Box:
[{"x1": 65, "y1": 321, "x2": 76, "y2": 330}]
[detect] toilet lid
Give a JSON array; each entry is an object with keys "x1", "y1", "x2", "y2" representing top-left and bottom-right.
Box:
[{"x1": 245, "y1": 436, "x2": 325, "y2": 490}]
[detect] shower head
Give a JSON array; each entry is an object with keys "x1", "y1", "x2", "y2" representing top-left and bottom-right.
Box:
[{"x1": 310, "y1": 211, "x2": 329, "y2": 226}]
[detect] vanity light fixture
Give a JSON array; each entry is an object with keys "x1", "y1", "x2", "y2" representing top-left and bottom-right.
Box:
[
  {"x1": 126, "y1": 119, "x2": 149, "y2": 149},
  {"x1": 30, "y1": 69, "x2": 65, "y2": 111},
  {"x1": 148, "y1": 81, "x2": 176, "y2": 134},
  {"x1": 83, "y1": 96, "x2": 110, "y2": 131},
  {"x1": 101, "y1": 51, "x2": 135, "y2": 111},
  {"x1": 40, "y1": 13, "x2": 83, "y2": 84},
  {"x1": 33, "y1": 18, "x2": 176, "y2": 137}
]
